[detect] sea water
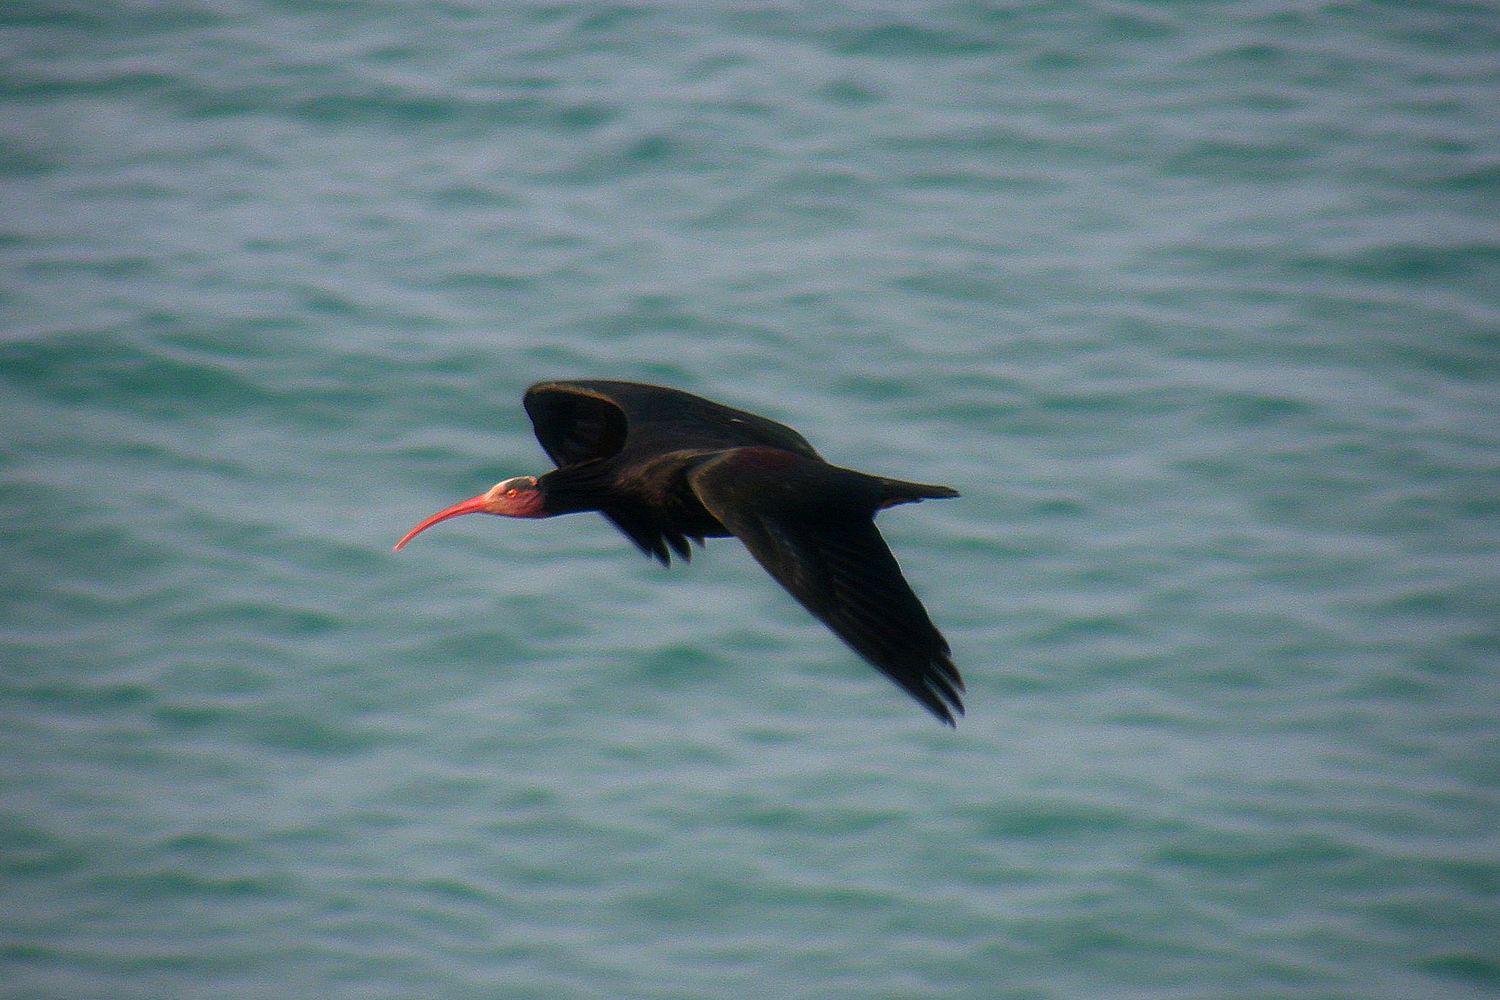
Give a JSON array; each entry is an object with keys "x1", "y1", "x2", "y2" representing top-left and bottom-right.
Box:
[{"x1": 2, "y1": 3, "x2": 1497, "y2": 998}]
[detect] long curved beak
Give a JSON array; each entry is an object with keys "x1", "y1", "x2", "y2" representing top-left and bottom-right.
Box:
[{"x1": 393, "y1": 495, "x2": 489, "y2": 552}]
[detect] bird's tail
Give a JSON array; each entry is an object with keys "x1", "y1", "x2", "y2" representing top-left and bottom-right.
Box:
[{"x1": 877, "y1": 477, "x2": 960, "y2": 509}]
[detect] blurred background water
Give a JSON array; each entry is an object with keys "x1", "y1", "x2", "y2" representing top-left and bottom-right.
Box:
[{"x1": 3, "y1": 2, "x2": 1498, "y2": 998}]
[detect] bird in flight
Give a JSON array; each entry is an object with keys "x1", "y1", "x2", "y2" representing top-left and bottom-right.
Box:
[{"x1": 396, "y1": 380, "x2": 964, "y2": 725}]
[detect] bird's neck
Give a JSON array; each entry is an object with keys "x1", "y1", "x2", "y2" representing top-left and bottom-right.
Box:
[{"x1": 537, "y1": 461, "x2": 615, "y2": 516}]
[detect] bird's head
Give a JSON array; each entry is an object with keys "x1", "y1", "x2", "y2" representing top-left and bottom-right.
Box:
[{"x1": 393, "y1": 475, "x2": 545, "y2": 551}]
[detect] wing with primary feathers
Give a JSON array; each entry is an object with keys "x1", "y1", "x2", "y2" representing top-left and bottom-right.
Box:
[
  {"x1": 688, "y1": 448, "x2": 964, "y2": 725},
  {"x1": 525, "y1": 380, "x2": 822, "y2": 462},
  {"x1": 523, "y1": 382, "x2": 629, "y2": 467}
]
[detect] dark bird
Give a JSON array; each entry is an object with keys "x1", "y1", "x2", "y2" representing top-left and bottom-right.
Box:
[{"x1": 395, "y1": 380, "x2": 965, "y2": 724}]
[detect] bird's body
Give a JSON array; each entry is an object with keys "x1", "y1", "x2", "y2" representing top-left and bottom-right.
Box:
[{"x1": 396, "y1": 380, "x2": 965, "y2": 725}]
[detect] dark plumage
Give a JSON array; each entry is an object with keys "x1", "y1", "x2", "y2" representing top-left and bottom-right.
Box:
[{"x1": 396, "y1": 380, "x2": 964, "y2": 725}]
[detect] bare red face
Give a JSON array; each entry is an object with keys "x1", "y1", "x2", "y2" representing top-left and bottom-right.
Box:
[{"x1": 393, "y1": 476, "x2": 544, "y2": 551}]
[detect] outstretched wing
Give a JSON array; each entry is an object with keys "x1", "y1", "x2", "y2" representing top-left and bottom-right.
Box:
[
  {"x1": 523, "y1": 382, "x2": 630, "y2": 468},
  {"x1": 688, "y1": 448, "x2": 964, "y2": 725},
  {"x1": 523, "y1": 381, "x2": 824, "y2": 565},
  {"x1": 525, "y1": 380, "x2": 823, "y2": 463}
]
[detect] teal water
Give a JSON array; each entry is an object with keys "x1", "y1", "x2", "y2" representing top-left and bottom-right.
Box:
[{"x1": 3, "y1": 3, "x2": 1499, "y2": 998}]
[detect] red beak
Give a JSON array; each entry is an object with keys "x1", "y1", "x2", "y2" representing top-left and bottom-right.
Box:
[{"x1": 393, "y1": 495, "x2": 489, "y2": 552}]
